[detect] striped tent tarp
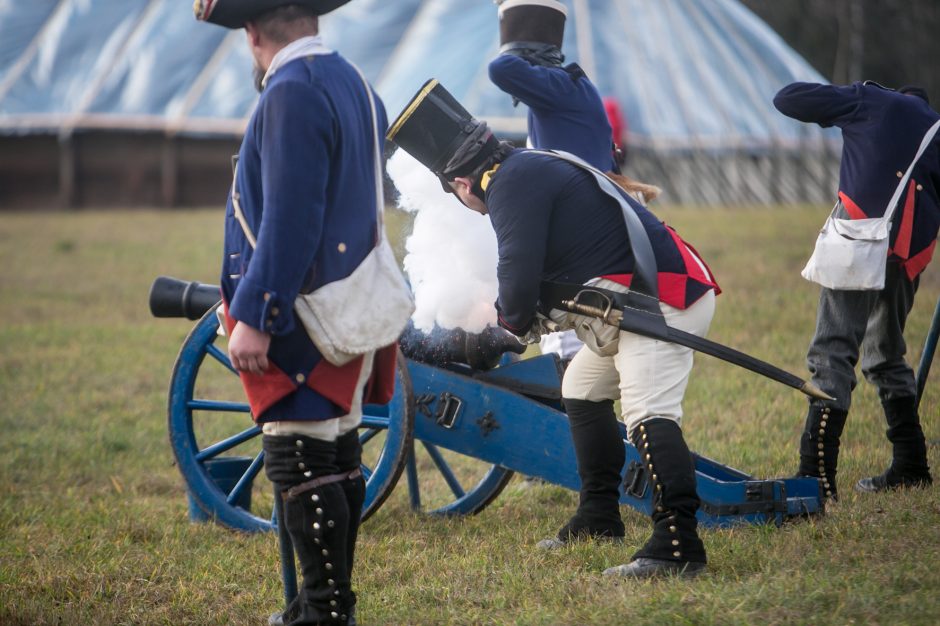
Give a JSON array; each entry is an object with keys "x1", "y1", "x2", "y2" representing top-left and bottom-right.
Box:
[{"x1": 0, "y1": 0, "x2": 839, "y2": 205}]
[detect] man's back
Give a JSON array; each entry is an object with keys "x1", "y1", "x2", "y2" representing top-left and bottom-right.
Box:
[
  {"x1": 489, "y1": 54, "x2": 614, "y2": 171},
  {"x1": 774, "y1": 81, "x2": 940, "y2": 219}
]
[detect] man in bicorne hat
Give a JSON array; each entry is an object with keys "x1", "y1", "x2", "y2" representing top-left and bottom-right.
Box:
[
  {"x1": 388, "y1": 81, "x2": 720, "y2": 578},
  {"x1": 195, "y1": 2, "x2": 395, "y2": 624},
  {"x1": 774, "y1": 81, "x2": 938, "y2": 499}
]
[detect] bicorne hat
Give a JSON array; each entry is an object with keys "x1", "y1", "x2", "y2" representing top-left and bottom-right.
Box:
[
  {"x1": 387, "y1": 79, "x2": 499, "y2": 180},
  {"x1": 497, "y1": 0, "x2": 567, "y2": 50},
  {"x1": 193, "y1": 0, "x2": 351, "y2": 29}
]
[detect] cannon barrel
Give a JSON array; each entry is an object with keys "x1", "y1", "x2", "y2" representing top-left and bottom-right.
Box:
[
  {"x1": 150, "y1": 276, "x2": 221, "y2": 320},
  {"x1": 150, "y1": 276, "x2": 524, "y2": 369}
]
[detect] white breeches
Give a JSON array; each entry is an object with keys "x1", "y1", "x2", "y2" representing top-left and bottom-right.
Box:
[{"x1": 560, "y1": 290, "x2": 715, "y2": 438}]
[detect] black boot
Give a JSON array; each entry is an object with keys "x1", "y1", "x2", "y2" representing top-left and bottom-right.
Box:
[
  {"x1": 538, "y1": 399, "x2": 625, "y2": 548},
  {"x1": 797, "y1": 403, "x2": 848, "y2": 500},
  {"x1": 604, "y1": 418, "x2": 705, "y2": 579},
  {"x1": 334, "y1": 429, "x2": 365, "y2": 625},
  {"x1": 856, "y1": 396, "x2": 933, "y2": 492},
  {"x1": 264, "y1": 435, "x2": 355, "y2": 626}
]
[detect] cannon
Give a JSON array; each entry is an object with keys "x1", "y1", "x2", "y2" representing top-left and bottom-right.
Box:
[{"x1": 151, "y1": 275, "x2": 869, "y2": 532}]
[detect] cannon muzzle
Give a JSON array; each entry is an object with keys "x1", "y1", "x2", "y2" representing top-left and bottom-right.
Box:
[{"x1": 150, "y1": 276, "x2": 221, "y2": 320}]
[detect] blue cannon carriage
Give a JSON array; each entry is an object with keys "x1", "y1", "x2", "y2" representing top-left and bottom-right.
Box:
[{"x1": 150, "y1": 275, "x2": 831, "y2": 533}]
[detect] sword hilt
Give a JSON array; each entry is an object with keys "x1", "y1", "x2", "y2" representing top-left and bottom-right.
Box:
[{"x1": 561, "y1": 299, "x2": 622, "y2": 326}]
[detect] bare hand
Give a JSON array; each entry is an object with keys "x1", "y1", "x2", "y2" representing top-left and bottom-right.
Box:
[{"x1": 228, "y1": 322, "x2": 271, "y2": 375}]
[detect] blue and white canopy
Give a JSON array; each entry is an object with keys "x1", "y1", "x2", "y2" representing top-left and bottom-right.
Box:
[{"x1": 0, "y1": 0, "x2": 833, "y2": 152}]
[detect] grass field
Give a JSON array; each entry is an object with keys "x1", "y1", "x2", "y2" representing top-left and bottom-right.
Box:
[{"x1": 0, "y1": 205, "x2": 938, "y2": 625}]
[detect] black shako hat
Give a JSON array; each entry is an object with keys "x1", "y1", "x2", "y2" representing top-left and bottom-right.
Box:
[
  {"x1": 387, "y1": 79, "x2": 500, "y2": 180},
  {"x1": 193, "y1": 0, "x2": 351, "y2": 29},
  {"x1": 498, "y1": 0, "x2": 567, "y2": 50}
]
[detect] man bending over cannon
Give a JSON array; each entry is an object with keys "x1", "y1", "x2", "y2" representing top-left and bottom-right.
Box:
[
  {"x1": 195, "y1": 1, "x2": 395, "y2": 624},
  {"x1": 387, "y1": 82, "x2": 720, "y2": 578}
]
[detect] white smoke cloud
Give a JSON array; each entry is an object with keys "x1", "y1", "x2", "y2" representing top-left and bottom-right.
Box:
[{"x1": 387, "y1": 149, "x2": 499, "y2": 333}]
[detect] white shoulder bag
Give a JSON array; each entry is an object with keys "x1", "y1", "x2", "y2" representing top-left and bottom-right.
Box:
[
  {"x1": 232, "y1": 64, "x2": 414, "y2": 365},
  {"x1": 802, "y1": 119, "x2": 940, "y2": 290}
]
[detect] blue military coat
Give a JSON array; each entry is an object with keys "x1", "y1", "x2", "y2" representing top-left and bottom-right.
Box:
[
  {"x1": 489, "y1": 54, "x2": 616, "y2": 171},
  {"x1": 221, "y1": 51, "x2": 392, "y2": 421},
  {"x1": 774, "y1": 81, "x2": 940, "y2": 280}
]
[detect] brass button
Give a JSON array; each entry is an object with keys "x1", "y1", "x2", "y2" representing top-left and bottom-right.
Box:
[
  {"x1": 337, "y1": 242, "x2": 347, "y2": 253},
  {"x1": 313, "y1": 522, "x2": 320, "y2": 530},
  {"x1": 265, "y1": 319, "x2": 273, "y2": 328},
  {"x1": 669, "y1": 525, "x2": 677, "y2": 533},
  {"x1": 818, "y1": 451, "x2": 824, "y2": 458},
  {"x1": 263, "y1": 292, "x2": 272, "y2": 301},
  {"x1": 897, "y1": 171, "x2": 904, "y2": 178},
  {"x1": 271, "y1": 307, "x2": 280, "y2": 316},
  {"x1": 917, "y1": 184, "x2": 923, "y2": 191},
  {"x1": 298, "y1": 462, "x2": 306, "y2": 470},
  {"x1": 673, "y1": 551, "x2": 681, "y2": 558},
  {"x1": 295, "y1": 373, "x2": 306, "y2": 384},
  {"x1": 295, "y1": 439, "x2": 304, "y2": 448},
  {"x1": 672, "y1": 539, "x2": 680, "y2": 546}
]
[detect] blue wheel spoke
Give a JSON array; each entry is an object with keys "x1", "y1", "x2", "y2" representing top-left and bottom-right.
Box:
[
  {"x1": 405, "y1": 448, "x2": 421, "y2": 510},
  {"x1": 206, "y1": 343, "x2": 237, "y2": 374},
  {"x1": 360, "y1": 414, "x2": 389, "y2": 429},
  {"x1": 227, "y1": 451, "x2": 264, "y2": 506},
  {"x1": 361, "y1": 464, "x2": 373, "y2": 482},
  {"x1": 422, "y1": 442, "x2": 465, "y2": 499},
  {"x1": 359, "y1": 428, "x2": 381, "y2": 446},
  {"x1": 188, "y1": 399, "x2": 251, "y2": 412},
  {"x1": 195, "y1": 425, "x2": 263, "y2": 461}
]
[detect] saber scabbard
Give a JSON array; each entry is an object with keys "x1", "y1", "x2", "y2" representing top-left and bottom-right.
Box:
[{"x1": 561, "y1": 296, "x2": 834, "y2": 402}]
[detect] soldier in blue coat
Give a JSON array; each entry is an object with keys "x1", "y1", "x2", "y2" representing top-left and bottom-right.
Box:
[
  {"x1": 489, "y1": 0, "x2": 616, "y2": 172},
  {"x1": 774, "y1": 81, "x2": 939, "y2": 499},
  {"x1": 389, "y1": 82, "x2": 720, "y2": 579},
  {"x1": 196, "y1": 2, "x2": 394, "y2": 624},
  {"x1": 489, "y1": 1, "x2": 658, "y2": 365}
]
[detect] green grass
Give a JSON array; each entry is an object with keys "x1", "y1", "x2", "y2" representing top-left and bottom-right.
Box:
[{"x1": 0, "y1": 205, "x2": 938, "y2": 625}]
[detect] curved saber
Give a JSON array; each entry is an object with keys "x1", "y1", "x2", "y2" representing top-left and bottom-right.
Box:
[{"x1": 562, "y1": 298, "x2": 834, "y2": 402}]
